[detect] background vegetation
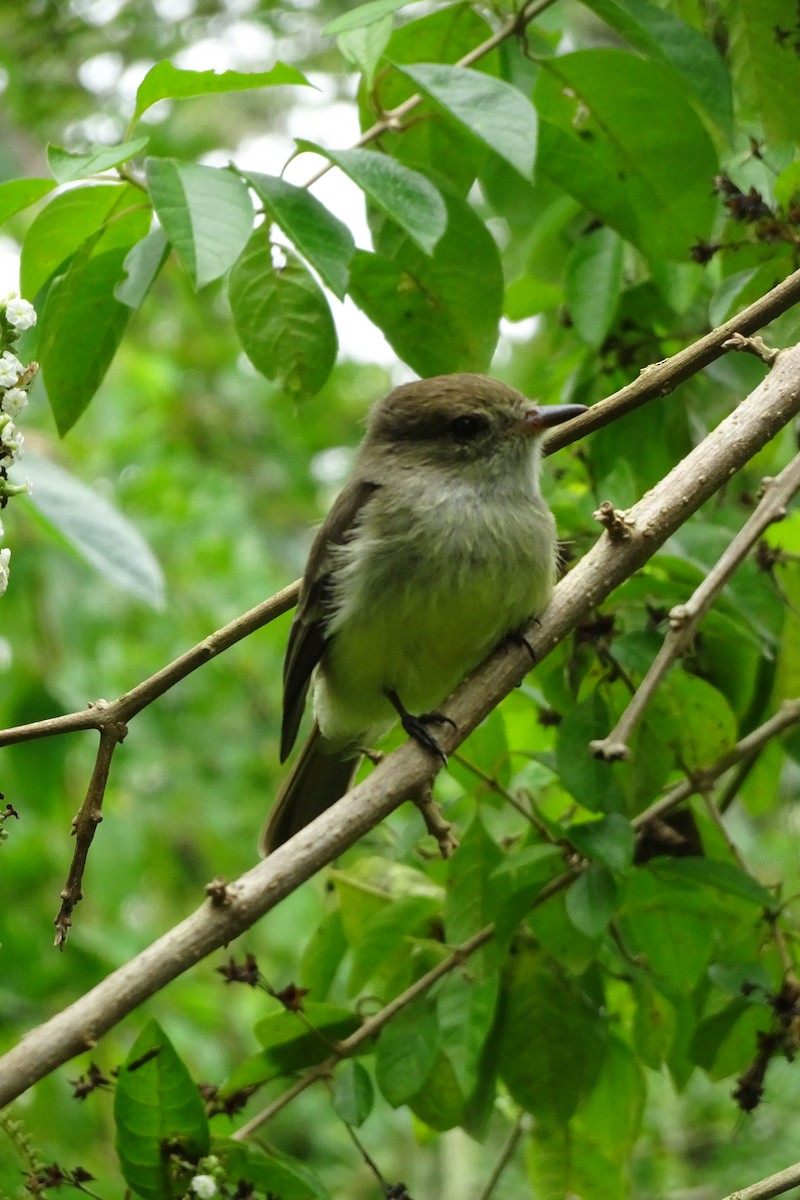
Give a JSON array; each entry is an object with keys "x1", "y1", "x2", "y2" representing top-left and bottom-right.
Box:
[{"x1": 2, "y1": 1, "x2": 800, "y2": 1197}]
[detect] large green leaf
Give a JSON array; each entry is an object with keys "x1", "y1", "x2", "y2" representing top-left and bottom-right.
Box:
[
  {"x1": 37, "y1": 204, "x2": 152, "y2": 432},
  {"x1": 243, "y1": 171, "x2": 354, "y2": 298},
  {"x1": 398, "y1": 62, "x2": 537, "y2": 178},
  {"x1": 133, "y1": 60, "x2": 310, "y2": 123},
  {"x1": 20, "y1": 452, "x2": 165, "y2": 607},
  {"x1": 348, "y1": 190, "x2": 502, "y2": 375},
  {"x1": 534, "y1": 49, "x2": 718, "y2": 261},
  {"x1": 298, "y1": 142, "x2": 447, "y2": 255},
  {"x1": 496, "y1": 950, "x2": 608, "y2": 1123},
  {"x1": 20, "y1": 182, "x2": 143, "y2": 301},
  {"x1": 0, "y1": 178, "x2": 55, "y2": 228},
  {"x1": 114, "y1": 1019, "x2": 209, "y2": 1200},
  {"x1": 229, "y1": 230, "x2": 337, "y2": 396},
  {"x1": 145, "y1": 158, "x2": 254, "y2": 289},
  {"x1": 582, "y1": 0, "x2": 733, "y2": 137}
]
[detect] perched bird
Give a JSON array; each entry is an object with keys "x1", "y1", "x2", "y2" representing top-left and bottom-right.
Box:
[{"x1": 260, "y1": 373, "x2": 586, "y2": 854}]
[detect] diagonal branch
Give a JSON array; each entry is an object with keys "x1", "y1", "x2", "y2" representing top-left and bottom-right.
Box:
[
  {"x1": 592, "y1": 447, "x2": 800, "y2": 761},
  {"x1": 1, "y1": 341, "x2": 800, "y2": 1107}
]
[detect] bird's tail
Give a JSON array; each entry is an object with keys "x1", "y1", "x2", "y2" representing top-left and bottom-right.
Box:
[{"x1": 259, "y1": 720, "x2": 360, "y2": 855}]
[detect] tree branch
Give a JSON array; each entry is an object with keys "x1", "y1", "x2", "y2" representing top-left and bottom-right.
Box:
[
  {"x1": 1, "y1": 342, "x2": 800, "y2": 1107},
  {"x1": 591, "y1": 448, "x2": 800, "y2": 761},
  {"x1": 720, "y1": 1160, "x2": 800, "y2": 1200},
  {"x1": 542, "y1": 266, "x2": 800, "y2": 455}
]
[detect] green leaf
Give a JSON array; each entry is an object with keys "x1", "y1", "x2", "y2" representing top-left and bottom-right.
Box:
[
  {"x1": 133, "y1": 60, "x2": 310, "y2": 124},
  {"x1": 566, "y1": 864, "x2": 618, "y2": 939},
  {"x1": 336, "y1": 19, "x2": 394, "y2": 85},
  {"x1": 47, "y1": 137, "x2": 149, "y2": 183},
  {"x1": 213, "y1": 1140, "x2": 331, "y2": 1200},
  {"x1": 115, "y1": 226, "x2": 170, "y2": 308},
  {"x1": 375, "y1": 1000, "x2": 439, "y2": 1107},
  {"x1": 229, "y1": 231, "x2": 337, "y2": 396},
  {"x1": 332, "y1": 1060, "x2": 374, "y2": 1127},
  {"x1": 565, "y1": 226, "x2": 624, "y2": 347},
  {"x1": 398, "y1": 62, "x2": 537, "y2": 178},
  {"x1": 114, "y1": 1019, "x2": 209, "y2": 1200},
  {"x1": 407, "y1": 1049, "x2": 466, "y2": 1132},
  {"x1": 348, "y1": 191, "x2": 502, "y2": 376},
  {"x1": 0, "y1": 178, "x2": 55, "y2": 227},
  {"x1": 297, "y1": 142, "x2": 447, "y2": 255},
  {"x1": 20, "y1": 452, "x2": 165, "y2": 607},
  {"x1": 567, "y1": 814, "x2": 635, "y2": 875},
  {"x1": 37, "y1": 204, "x2": 152, "y2": 433},
  {"x1": 555, "y1": 692, "x2": 627, "y2": 813},
  {"x1": 222, "y1": 1003, "x2": 360, "y2": 1092},
  {"x1": 535, "y1": 50, "x2": 718, "y2": 261},
  {"x1": 145, "y1": 158, "x2": 253, "y2": 289},
  {"x1": 300, "y1": 909, "x2": 348, "y2": 1000},
  {"x1": 359, "y1": 7, "x2": 496, "y2": 194},
  {"x1": 324, "y1": 0, "x2": 422, "y2": 35},
  {"x1": 20, "y1": 182, "x2": 141, "y2": 301},
  {"x1": 496, "y1": 949, "x2": 608, "y2": 1123},
  {"x1": 347, "y1": 893, "x2": 440, "y2": 995},
  {"x1": 659, "y1": 672, "x2": 737, "y2": 772},
  {"x1": 618, "y1": 869, "x2": 714, "y2": 991},
  {"x1": 650, "y1": 858, "x2": 775, "y2": 909},
  {"x1": 444, "y1": 817, "x2": 504, "y2": 977},
  {"x1": 437, "y1": 973, "x2": 499, "y2": 1098},
  {"x1": 582, "y1": 0, "x2": 733, "y2": 137},
  {"x1": 727, "y1": 0, "x2": 800, "y2": 144},
  {"x1": 242, "y1": 171, "x2": 354, "y2": 298}
]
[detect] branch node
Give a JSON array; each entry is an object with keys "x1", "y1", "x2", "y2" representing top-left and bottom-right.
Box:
[
  {"x1": 411, "y1": 783, "x2": 459, "y2": 858},
  {"x1": 668, "y1": 602, "x2": 690, "y2": 631},
  {"x1": 589, "y1": 737, "x2": 630, "y2": 762},
  {"x1": 592, "y1": 500, "x2": 634, "y2": 542},
  {"x1": 722, "y1": 331, "x2": 780, "y2": 364},
  {"x1": 205, "y1": 876, "x2": 234, "y2": 907}
]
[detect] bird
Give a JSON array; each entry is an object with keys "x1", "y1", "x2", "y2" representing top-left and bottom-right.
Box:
[{"x1": 260, "y1": 373, "x2": 586, "y2": 854}]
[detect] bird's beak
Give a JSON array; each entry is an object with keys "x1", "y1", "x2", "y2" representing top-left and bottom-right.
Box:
[{"x1": 518, "y1": 403, "x2": 588, "y2": 435}]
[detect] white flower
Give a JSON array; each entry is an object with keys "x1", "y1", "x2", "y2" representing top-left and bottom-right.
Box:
[
  {"x1": 0, "y1": 518, "x2": 4, "y2": 540},
  {"x1": 4, "y1": 296, "x2": 36, "y2": 330},
  {"x1": 0, "y1": 548, "x2": 10, "y2": 596},
  {"x1": 0, "y1": 352, "x2": 22, "y2": 389},
  {"x1": 189, "y1": 1176, "x2": 218, "y2": 1199},
  {"x1": 2, "y1": 388, "x2": 27, "y2": 417}
]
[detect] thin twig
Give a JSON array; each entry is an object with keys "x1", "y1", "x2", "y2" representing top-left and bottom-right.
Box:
[
  {"x1": 592, "y1": 451, "x2": 800, "y2": 761},
  {"x1": 475, "y1": 1112, "x2": 531, "y2": 1200},
  {"x1": 54, "y1": 726, "x2": 127, "y2": 948}
]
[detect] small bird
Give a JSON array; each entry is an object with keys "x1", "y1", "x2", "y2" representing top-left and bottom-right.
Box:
[{"x1": 260, "y1": 373, "x2": 586, "y2": 854}]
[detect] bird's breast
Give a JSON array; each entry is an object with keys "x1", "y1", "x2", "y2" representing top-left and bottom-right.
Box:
[{"x1": 315, "y1": 478, "x2": 557, "y2": 744}]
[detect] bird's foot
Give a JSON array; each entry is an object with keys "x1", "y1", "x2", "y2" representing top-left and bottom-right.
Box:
[
  {"x1": 385, "y1": 690, "x2": 455, "y2": 766},
  {"x1": 504, "y1": 627, "x2": 537, "y2": 662}
]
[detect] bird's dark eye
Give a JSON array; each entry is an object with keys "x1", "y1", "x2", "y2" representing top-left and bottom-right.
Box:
[{"x1": 449, "y1": 414, "x2": 487, "y2": 442}]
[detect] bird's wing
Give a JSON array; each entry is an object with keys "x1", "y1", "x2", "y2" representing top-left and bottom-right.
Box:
[{"x1": 280, "y1": 478, "x2": 380, "y2": 761}]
